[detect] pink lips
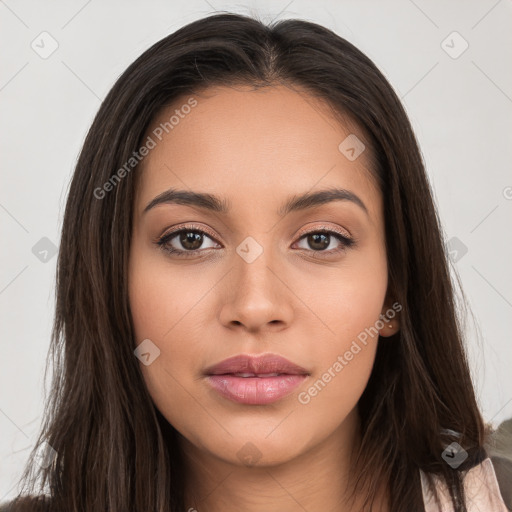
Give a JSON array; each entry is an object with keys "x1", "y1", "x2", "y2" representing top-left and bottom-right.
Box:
[{"x1": 204, "y1": 354, "x2": 309, "y2": 405}]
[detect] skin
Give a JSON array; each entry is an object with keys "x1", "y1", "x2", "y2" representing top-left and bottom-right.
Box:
[{"x1": 128, "y1": 84, "x2": 400, "y2": 512}]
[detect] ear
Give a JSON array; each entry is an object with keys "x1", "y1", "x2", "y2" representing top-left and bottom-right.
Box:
[{"x1": 378, "y1": 297, "x2": 401, "y2": 338}]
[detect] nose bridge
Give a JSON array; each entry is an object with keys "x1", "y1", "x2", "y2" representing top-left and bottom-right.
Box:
[
  {"x1": 218, "y1": 231, "x2": 292, "y2": 329},
  {"x1": 233, "y1": 233, "x2": 279, "y2": 296}
]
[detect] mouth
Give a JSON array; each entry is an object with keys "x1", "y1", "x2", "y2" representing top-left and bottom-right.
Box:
[
  {"x1": 204, "y1": 353, "x2": 310, "y2": 376},
  {"x1": 223, "y1": 372, "x2": 287, "y2": 377},
  {"x1": 204, "y1": 353, "x2": 310, "y2": 405}
]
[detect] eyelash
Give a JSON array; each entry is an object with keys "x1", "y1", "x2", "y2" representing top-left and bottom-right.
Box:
[{"x1": 155, "y1": 223, "x2": 356, "y2": 259}]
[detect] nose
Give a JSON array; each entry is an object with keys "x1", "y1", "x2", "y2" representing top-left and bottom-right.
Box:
[{"x1": 217, "y1": 245, "x2": 294, "y2": 333}]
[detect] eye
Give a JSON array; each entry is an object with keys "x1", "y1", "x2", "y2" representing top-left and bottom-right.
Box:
[
  {"x1": 155, "y1": 224, "x2": 356, "y2": 259},
  {"x1": 293, "y1": 227, "x2": 355, "y2": 257},
  {"x1": 156, "y1": 224, "x2": 220, "y2": 258}
]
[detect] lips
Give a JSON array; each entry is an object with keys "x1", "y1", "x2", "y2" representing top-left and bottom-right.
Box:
[
  {"x1": 204, "y1": 353, "x2": 310, "y2": 377},
  {"x1": 204, "y1": 354, "x2": 310, "y2": 405}
]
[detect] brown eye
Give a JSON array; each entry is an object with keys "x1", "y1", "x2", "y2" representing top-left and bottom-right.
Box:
[
  {"x1": 305, "y1": 232, "x2": 331, "y2": 251},
  {"x1": 178, "y1": 231, "x2": 204, "y2": 251},
  {"x1": 156, "y1": 226, "x2": 220, "y2": 257},
  {"x1": 156, "y1": 225, "x2": 355, "y2": 259},
  {"x1": 294, "y1": 229, "x2": 355, "y2": 256}
]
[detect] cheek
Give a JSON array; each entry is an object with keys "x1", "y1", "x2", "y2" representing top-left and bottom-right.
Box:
[
  {"x1": 128, "y1": 242, "x2": 211, "y2": 343},
  {"x1": 291, "y1": 241, "x2": 387, "y2": 411},
  {"x1": 292, "y1": 235, "x2": 388, "y2": 347},
  {"x1": 128, "y1": 245, "x2": 217, "y2": 429}
]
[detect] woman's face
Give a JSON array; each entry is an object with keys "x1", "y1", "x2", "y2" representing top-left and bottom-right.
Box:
[{"x1": 128, "y1": 84, "x2": 398, "y2": 468}]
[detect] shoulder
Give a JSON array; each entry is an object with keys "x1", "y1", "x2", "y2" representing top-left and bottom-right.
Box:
[
  {"x1": 421, "y1": 457, "x2": 511, "y2": 511},
  {"x1": 469, "y1": 457, "x2": 511, "y2": 511},
  {"x1": 490, "y1": 455, "x2": 512, "y2": 510},
  {"x1": 486, "y1": 418, "x2": 512, "y2": 510},
  {"x1": 0, "y1": 495, "x2": 52, "y2": 512}
]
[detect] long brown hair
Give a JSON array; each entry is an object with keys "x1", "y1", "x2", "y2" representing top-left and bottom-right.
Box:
[{"x1": 8, "y1": 12, "x2": 486, "y2": 512}]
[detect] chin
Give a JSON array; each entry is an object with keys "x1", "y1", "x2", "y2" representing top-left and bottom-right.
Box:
[{"x1": 215, "y1": 426, "x2": 315, "y2": 467}]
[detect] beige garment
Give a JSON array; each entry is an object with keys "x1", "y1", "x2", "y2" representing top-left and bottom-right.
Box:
[{"x1": 420, "y1": 458, "x2": 508, "y2": 511}]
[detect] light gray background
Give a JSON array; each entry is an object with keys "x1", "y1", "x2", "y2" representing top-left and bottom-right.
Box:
[{"x1": 1, "y1": 0, "x2": 511, "y2": 500}]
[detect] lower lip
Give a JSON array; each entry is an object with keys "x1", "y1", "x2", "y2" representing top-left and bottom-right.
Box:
[{"x1": 206, "y1": 374, "x2": 308, "y2": 405}]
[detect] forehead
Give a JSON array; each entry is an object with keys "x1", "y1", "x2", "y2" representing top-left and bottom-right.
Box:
[{"x1": 134, "y1": 84, "x2": 381, "y2": 220}]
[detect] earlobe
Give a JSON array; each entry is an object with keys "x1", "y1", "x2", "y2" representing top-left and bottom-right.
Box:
[
  {"x1": 378, "y1": 305, "x2": 400, "y2": 337},
  {"x1": 378, "y1": 319, "x2": 399, "y2": 338}
]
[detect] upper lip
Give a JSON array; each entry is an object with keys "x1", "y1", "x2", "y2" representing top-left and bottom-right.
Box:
[{"x1": 204, "y1": 353, "x2": 310, "y2": 376}]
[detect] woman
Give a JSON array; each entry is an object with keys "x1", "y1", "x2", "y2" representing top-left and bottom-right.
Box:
[{"x1": 2, "y1": 12, "x2": 510, "y2": 512}]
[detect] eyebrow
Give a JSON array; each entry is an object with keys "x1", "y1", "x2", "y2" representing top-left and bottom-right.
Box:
[{"x1": 142, "y1": 187, "x2": 369, "y2": 217}]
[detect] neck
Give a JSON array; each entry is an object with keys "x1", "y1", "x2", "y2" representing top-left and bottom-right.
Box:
[{"x1": 180, "y1": 408, "x2": 389, "y2": 512}]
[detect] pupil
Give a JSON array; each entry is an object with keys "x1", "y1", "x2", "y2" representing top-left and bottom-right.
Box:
[
  {"x1": 180, "y1": 231, "x2": 203, "y2": 250},
  {"x1": 309, "y1": 233, "x2": 329, "y2": 250}
]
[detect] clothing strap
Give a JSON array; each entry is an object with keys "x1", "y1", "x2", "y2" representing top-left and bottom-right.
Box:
[{"x1": 420, "y1": 458, "x2": 509, "y2": 511}]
